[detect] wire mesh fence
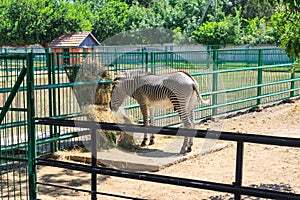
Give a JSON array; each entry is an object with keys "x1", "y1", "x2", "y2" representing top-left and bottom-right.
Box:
[{"x1": 0, "y1": 46, "x2": 299, "y2": 199}]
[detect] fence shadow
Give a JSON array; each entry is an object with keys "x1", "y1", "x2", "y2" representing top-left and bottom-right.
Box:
[
  {"x1": 206, "y1": 183, "x2": 296, "y2": 200},
  {"x1": 37, "y1": 165, "x2": 110, "y2": 197}
]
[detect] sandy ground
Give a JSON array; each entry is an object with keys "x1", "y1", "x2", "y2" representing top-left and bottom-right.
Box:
[
  {"x1": 34, "y1": 100, "x2": 300, "y2": 200},
  {"x1": 5, "y1": 100, "x2": 299, "y2": 200}
]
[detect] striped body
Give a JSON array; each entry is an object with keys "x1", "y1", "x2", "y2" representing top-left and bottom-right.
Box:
[{"x1": 110, "y1": 71, "x2": 209, "y2": 153}]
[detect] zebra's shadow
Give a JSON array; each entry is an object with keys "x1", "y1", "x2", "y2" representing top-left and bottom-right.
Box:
[{"x1": 136, "y1": 149, "x2": 180, "y2": 158}]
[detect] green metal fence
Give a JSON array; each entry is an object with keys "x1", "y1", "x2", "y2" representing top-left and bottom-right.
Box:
[
  {"x1": 0, "y1": 47, "x2": 299, "y2": 199},
  {"x1": 0, "y1": 54, "x2": 35, "y2": 200}
]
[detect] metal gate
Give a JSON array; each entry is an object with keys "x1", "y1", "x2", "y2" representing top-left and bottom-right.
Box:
[{"x1": 0, "y1": 54, "x2": 36, "y2": 200}]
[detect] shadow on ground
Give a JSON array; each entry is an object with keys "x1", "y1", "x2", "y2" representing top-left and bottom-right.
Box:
[
  {"x1": 205, "y1": 183, "x2": 296, "y2": 200},
  {"x1": 37, "y1": 165, "x2": 109, "y2": 197}
]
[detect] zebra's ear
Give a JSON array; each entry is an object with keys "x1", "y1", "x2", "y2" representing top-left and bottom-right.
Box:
[{"x1": 112, "y1": 80, "x2": 120, "y2": 86}]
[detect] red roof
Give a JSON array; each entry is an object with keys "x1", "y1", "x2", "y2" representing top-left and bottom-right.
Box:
[{"x1": 49, "y1": 32, "x2": 100, "y2": 47}]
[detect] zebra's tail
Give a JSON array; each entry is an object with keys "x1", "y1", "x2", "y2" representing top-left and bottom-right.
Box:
[{"x1": 192, "y1": 84, "x2": 210, "y2": 104}]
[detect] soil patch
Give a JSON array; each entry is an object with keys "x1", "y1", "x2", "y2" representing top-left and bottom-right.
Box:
[{"x1": 6, "y1": 101, "x2": 300, "y2": 199}]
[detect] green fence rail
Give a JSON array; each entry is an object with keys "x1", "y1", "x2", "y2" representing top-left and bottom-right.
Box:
[{"x1": 0, "y1": 47, "x2": 299, "y2": 199}]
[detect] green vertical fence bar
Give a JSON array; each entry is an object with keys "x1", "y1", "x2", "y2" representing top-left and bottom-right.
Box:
[
  {"x1": 257, "y1": 49, "x2": 263, "y2": 105},
  {"x1": 145, "y1": 51, "x2": 149, "y2": 73},
  {"x1": 212, "y1": 49, "x2": 218, "y2": 116},
  {"x1": 290, "y1": 63, "x2": 295, "y2": 98},
  {"x1": 151, "y1": 52, "x2": 155, "y2": 74},
  {"x1": 206, "y1": 46, "x2": 210, "y2": 69},
  {"x1": 53, "y1": 53, "x2": 59, "y2": 152},
  {"x1": 27, "y1": 53, "x2": 37, "y2": 200},
  {"x1": 141, "y1": 47, "x2": 145, "y2": 71},
  {"x1": 47, "y1": 52, "x2": 55, "y2": 153}
]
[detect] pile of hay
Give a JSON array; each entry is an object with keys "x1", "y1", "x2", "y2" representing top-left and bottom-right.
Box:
[
  {"x1": 78, "y1": 67, "x2": 135, "y2": 150},
  {"x1": 66, "y1": 60, "x2": 136, "y2": 150},
  {"x1": 82, "y1": 105, "x2": 135, "y2": 150}
]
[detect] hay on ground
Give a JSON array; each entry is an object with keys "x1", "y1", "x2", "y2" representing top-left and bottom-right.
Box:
[{"x1": 82, "y1": 105, "x2": 135, "y2": 150}]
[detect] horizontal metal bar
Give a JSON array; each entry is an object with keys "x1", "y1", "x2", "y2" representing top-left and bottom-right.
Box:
[
  {"x1": 48, "y1": 113, "x2": 83, "y2": 120},
  {"x1": 0, "y1": 54, "x2": 27, "y2": 59},
  {"x1": 36, "y1": 159, "x2": 300, "y2": 200},
  {"x1": 0, "y1": 80, "x2": 112, "y2": 93},
  {"x1": 206, "y1": 77, "x2": 300, "y2": 96},
  {"x1": 0, "y1": 156, "x2": 28, "y2": 162},
  {"x1": 0, "y1": 107, "x2": 27, "y2": 112},
  {"x1": 0, "y1": 120, "x2": 27, "y2": 130},
  {"x1": 195, "y1": 88, "x2": 300, "y2": 112},
  {"x1": 35, "y1": 118, "x2": 300, "y2": 148},
  {"x1": 0, "y1": 130, "x2": 89, "y2": 151},
  {"x1": 34, "y1": 80, "x2": 112, "y2": 90},
  {"x1": 36, "y1": 130, "x2": 89, "y2": 145},
  {"x1": 191, "y1": 63, "x2": 292, "y2": 76}
]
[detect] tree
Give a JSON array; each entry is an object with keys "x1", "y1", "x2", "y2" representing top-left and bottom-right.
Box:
[
  {"x1": 0, "y1": 0, "x2": 93, "y2": 47},
  {"x1": 192, "y1": 9, "x2": 243, "y2": 46},
  {"x1": 91, "y1": 0, "x2": 129, "y2": 42},
  {"x1": 241, "y1": 17, "x2": 275, "y2": 45},
  {"x1": 269, "y1": 0, "x2": 300, "y2": 59},
  {"x1": 224, "y1": 0, "x2": 274, "y2": 19},
  {"x1": 121, "y1": 0, "x2": 153, "y2": 8}
]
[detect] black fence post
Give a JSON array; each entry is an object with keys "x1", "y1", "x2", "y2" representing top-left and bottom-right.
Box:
[
  {"x1": 91, "y1": 129, "x2": 97, "y2": 200},
  {"x1": 234, "y1": 140, "x2": 244, "y2": 200}
]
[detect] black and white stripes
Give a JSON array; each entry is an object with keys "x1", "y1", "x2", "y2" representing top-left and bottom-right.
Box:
[{"x1": 110, "y1": 71, "x2": 209, "y2": 153}]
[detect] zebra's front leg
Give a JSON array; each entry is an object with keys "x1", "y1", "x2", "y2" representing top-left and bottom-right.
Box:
[
  {"x1": 149, "y1": 107, "x2": 155, "y2": 145},
  {"x1": 141, "y1": 133, "x2": 148, "y2": 147}
]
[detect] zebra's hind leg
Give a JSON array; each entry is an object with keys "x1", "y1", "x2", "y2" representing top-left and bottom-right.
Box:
[
  {"x1": 180, "y1": 136, "x2": 189, "y2": 154},
  {"x1": 187, "y1": 137, "x2": 193, "y2": 153}
]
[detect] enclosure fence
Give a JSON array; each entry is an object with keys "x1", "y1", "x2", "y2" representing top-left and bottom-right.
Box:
[
  {"x1": 34, "y1": 118, "x2": 300, "y2": 200},
  {"x1": 0, "y1": 47, "x2": 299, "y2": 199}
]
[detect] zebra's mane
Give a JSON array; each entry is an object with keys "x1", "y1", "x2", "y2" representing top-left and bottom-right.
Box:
[{"x1": 115, "y1": 70, "x2": 152, "y2": 81}]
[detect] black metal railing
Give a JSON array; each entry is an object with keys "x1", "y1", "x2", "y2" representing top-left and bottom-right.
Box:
[{"x1": 35, "y1": 118, "x2": 300, "y2": 200}]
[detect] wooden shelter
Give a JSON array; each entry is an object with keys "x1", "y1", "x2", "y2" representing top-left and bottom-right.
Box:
[{"x1": 49, "y1": 32, "x2": 101, "y2": 65}]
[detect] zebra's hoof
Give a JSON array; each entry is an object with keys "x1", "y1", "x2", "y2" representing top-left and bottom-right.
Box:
[
  {"x1": 186, "y1": 146, "x2": 192, "y2": 153},
  {"x1": 141, "y1": 140, "x2": 147, "y2": 147},
  {"x1": 149, "y1": 140, "x2": 155, "y2": 145},
  {"x1": 180, "y1": 149, "x2": 187, "y2": 154}
]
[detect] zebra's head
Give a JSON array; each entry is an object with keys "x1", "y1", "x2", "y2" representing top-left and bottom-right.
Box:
[
  {"x1": 110, "y1": 71, "x2": 150, "y2": 112},
  {"x1": 110, "y1": 77, "x2": 126, "y2": 112}
]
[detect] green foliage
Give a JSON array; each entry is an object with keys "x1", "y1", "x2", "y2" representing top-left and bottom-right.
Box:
[
  {"x1": 121, "y1": 0, "x2": 153, "y2": 7},
  {"x1": 241, "y1": 17, "x2": 275, "y2": 45},
  {"x1": 192, "y1": 9, "x2": 243, "y2": 46},
  {"x1": 92, "y1": 0, "x2": 129, "y2": 42},
  {"x1": 263, "y1": 0, "x2": 300, "y2": 59},
  {"x1": 0, "y1": 0, "x2": 93, "y2": 47},
  {"x1": 192, "y1": 21, "x2": 232, "y2": 46},
  {"x1": 273, "y1": 3, "x2": 300, "y2": 59},
  {"x1": 0, "y1": 0, "x2": 297, "y2": 53},
  {"x1": 224, "y1": 0, "x2": 274, "y2": 19}
]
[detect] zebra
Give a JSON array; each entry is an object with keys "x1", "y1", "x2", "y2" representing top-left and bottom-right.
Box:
[{"x1": 110, "y1": 70, "x2": 209, "y2": 154}]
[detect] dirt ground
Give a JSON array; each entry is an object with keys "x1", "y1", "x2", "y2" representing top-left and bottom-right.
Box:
[{"x1": 30, "y1": 100, "x2": 300, "y2": 199}]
